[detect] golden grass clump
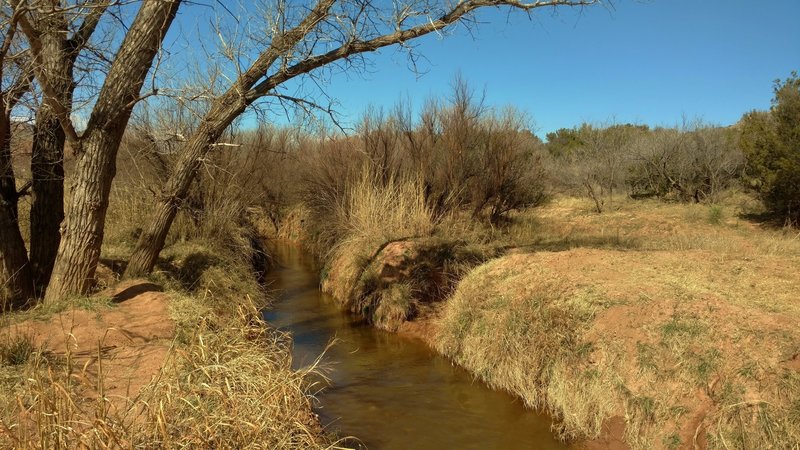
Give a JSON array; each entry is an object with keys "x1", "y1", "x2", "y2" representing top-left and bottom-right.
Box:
[
  {"x1": 372, "y1": 283, "x2": 414, "y2": 331},
  {"x1": 338, "y1": 169, "x2": 434, "y2": 243},
  {"x1": 321, "y1": 169, "x2": 434, "y2": 308},
  {"x1": 135, "y1": 298, "x2": 332, "y2": 449}
]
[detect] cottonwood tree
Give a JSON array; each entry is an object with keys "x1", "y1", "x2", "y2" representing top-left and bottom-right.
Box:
[
  {"x1": 0, "y1": 0, "x2": 181, "y2": 305},
  {"x1": 16, "y1": 0, "x2": 107, "y2": 295},
  {"x1": 38, "y1": 0, "x2": 181, "y2": 303},
  {"x1": 125, "y1": 0, "x2": 605, "y2": 276}
]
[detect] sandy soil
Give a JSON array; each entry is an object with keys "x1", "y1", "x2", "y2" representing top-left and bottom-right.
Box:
[{"x1": 10, "y1": 280, "x2": 175, "y2": 414}]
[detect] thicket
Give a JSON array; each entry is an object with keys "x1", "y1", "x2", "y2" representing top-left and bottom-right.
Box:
[
  {"x1": 546, "y1": 121, "x2": 744, "y2": 212},
  {"x1": 739, "y1": 73, "x2": 800, "y2": 224},
  {"x1": 291, "y1": 79, "x2": 550, "y2": 257}
]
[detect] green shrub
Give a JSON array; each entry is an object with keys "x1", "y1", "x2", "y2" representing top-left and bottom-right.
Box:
[{"x1": 740, "y1": 72, "x2": 800, "y2": 224}]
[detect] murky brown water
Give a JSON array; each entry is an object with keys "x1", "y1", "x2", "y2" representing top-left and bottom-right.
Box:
[{"x1": 262, "y1": 242, "x2": 569, "y2": 450}]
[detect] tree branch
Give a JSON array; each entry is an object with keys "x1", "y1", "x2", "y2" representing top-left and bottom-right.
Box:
[
  {"x1": 68, "y1": 1, "x2": 111, "y2": 60},
  {"x1": 247, "y1": 0, "x2": 602, "y2": 101},
  {"x1": 14, "y1": 2, "x2": 82, "y2": 146}
]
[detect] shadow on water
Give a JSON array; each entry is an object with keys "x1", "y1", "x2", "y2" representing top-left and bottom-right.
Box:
[{"x1": 262, "y1": 242, "x2": 570, "y2": 450}]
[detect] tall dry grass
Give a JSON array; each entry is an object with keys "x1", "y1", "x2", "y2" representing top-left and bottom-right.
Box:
[
  {"x1": 321, "y1": 168, "x2": 435, "y2": 305},
  {"x1": 435, "y1": 245, "x2": 800, "y2": 449},
  {"x1": 0, "y1": 247, "x2": 338, "y2": 449}
]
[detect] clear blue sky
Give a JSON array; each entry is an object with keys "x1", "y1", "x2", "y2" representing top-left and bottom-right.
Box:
[
  {"x1": 160, "y1": 0, "x2": 799, "y2": 138},
  {"x1": 275, "y1": 0, "x2": 800, "y2": 138}
]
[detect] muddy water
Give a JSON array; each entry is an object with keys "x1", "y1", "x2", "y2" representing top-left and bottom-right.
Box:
[{"x1": 263, "y1": 243, "x2": 569, "y2": 450}]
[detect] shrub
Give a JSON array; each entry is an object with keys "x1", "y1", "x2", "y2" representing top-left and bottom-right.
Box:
[
  {"x1": 299, "y1": 77, "x2": 549, "y2": 235},
  {"x1": 740, "y1": 72, "x2": 800, "y2": 224},
  {"x1": 626, "y1": 124, "x2": 742, "y2": 203},
  {"x1": 553, "y1": 124, "x2": 643, "y2": 212}
]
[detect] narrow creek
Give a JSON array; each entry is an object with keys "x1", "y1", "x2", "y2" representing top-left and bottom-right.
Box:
[{"x1": 262, "y1": 242, "x2": 569, "y2": 450}]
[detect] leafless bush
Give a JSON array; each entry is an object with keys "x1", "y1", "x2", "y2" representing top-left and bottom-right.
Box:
[
  {"x1": 627, "y1": 124, "x2": 743, "y2": 203},
  {"x1": 299, "y1": 79, "x2": 549, "y2": 244},
  {"x1": 549, "y1": 124, "x2": 644, "y2": 213}
]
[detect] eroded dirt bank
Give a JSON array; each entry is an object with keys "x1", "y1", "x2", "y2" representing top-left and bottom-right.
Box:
[
  {"x1": 312, "y1": 237, "x2": 800, "y2": 449},
  {"x1": 0, "y1": 244, "x2": 333, "y2": 449},
  {"x1": 264, "y1": 242, "x2": 569, "y2": 450}
]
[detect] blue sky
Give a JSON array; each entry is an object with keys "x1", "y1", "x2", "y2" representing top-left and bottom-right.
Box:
[
  {"x1": 156, "y1": 0, "x2": 799, "y2": 139},
  {"x1": 267, "y1": 0, "x2": 800, "y2": 138}
]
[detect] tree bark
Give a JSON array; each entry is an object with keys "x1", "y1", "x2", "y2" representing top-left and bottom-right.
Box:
[
  {"x1": 0, "y1": 114, "x2": 34, "y2": 308},
  {"x1": 29, "y1": 107, "x2": 65, "y2": 295},
  {"x1": 29, "y1": 20, "x2": 73, "y2": 295},
  {"x1": 45, "y1": 0, "x2": 181, "y2": 303},
  {"x1": 125, "y1": 103, "x2": 246, "y2": 277}
]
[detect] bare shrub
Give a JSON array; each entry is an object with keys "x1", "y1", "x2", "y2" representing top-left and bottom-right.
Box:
[
  {"x1": 626, "y1": 123, "x2": 743, "y2": 203},
  {"x1": 299, "y1": 78, "x2": 550, "y2": 253},
  {"x1": 469, "y1": 108, "x2": 548, "y2": 223},
  {"x1": 550, "y1": 124, "x2": 645, "y2": 213}
]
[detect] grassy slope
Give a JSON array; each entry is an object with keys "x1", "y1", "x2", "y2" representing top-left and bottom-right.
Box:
[
  {"x1": 436, "y1": 196, "x2": 800, "y2": 449},
  {"x1": 299, "y1": 189, "x2": 800, "y2": 449}
]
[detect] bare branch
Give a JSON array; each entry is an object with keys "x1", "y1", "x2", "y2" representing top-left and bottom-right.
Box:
[
  {"x1": 68, "y1": 1, "x2": 111, "y2": 57},
  {"x1": 247, "y1": 0, "x2": 602, "y2": 100}
]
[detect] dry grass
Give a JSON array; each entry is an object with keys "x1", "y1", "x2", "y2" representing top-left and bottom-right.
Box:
[
  {"x1": 336, "y1": 169, "x2": 435, "y2": 248},
  {"x1": 133, "y1": 295, "x2": 333, "y2": 449},
  {"x1": 289, "y1": 185, "x2": 800, "y2": 448},
  {"x1": 0, "y1": 240, "x2": 337, "y2": 449},
  {"x1": 321, "y1": 169, "x2": 434, "y2": 307},
  {"x1": 507, "y1": 193, "x2": 800, "y2": 259},
  {"x1": 436, "y1": 221, "x2": 800, "y2": 449}
]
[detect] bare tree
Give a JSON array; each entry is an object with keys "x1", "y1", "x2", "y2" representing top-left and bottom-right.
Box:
[
  {"x1": 0, "y1": 4, "x2": 34, "y2": 307},
  {"x1": 42, "y1": 0, "x2": 181, "y2": 303},
  {"x1": 16, "y1": 0, "x2": 108, "y2": 295},
  {"x1": 626, "y1": 121, "x2": 742, "y2": 203},
  {"x1": 125, "y1": 0, "x2": 604, "y2": 276}
]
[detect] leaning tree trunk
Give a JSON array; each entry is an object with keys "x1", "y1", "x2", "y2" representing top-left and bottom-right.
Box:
[
  {"x1": 44, "y1": 0, "x2": 181, "y2": 303},
  {"x1": 0, "y1": 116, "x2": 34, "y2": 308},
  {"x1": 125, "y1": 105, "x2": 245, "y2": 277},
  {"x1": 125, "y1": 0, "x2": 340, "y2": 277}
]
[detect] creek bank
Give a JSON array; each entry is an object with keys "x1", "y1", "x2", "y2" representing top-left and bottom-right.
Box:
[
  {"x1": 263, "y1": 241, "x2": 569, "y2": 450},
  {"x1": 0, "y1": 241, "x2": 333, "y2": 449},
  {"x1": 274, "y1": 222, "x2": 800, "y2": 449}
]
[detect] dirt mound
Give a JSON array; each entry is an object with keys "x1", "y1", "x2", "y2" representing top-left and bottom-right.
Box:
[{"x1": 11, "y1": 280, "x2": 175, "y2": 412}]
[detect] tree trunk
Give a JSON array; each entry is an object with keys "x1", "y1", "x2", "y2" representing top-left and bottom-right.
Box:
[
  {"x1": 28, "y1": 17, "x2": 75, "y2": 296},
  {"x1": 0, "y1": 115, "x2": 34, "y2": 308},
  {"x1": 29, "y1": 104, "x2": 67, "y2": 296},
  {"x1": 125, "y1": 114, "x2": 243, "y2": 277},
  {"x1": 45, "y1": 0, "x2": 181, "y2": 303},
  {"x1": 45, "y1": 127, "x2": 123, "y2": 300}
]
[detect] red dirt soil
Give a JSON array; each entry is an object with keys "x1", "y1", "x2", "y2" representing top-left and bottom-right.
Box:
[{"x1": 9, "y1": 280, "x2": 175, "y2": 413}]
